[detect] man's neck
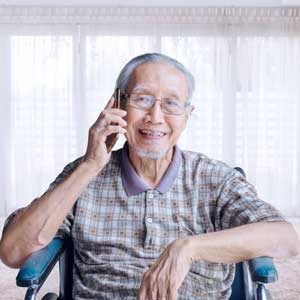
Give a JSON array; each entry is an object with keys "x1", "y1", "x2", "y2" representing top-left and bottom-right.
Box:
[{"x1": 128, "y1": 147, "x2": 174, "y2": 188}]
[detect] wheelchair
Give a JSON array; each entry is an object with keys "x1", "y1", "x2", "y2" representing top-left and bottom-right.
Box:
[
  {"x1": 16, "y1": 235, "x2": 277, "y2": 300},
  {"x1": 16, "y1": 167, "x2": 278, "y2": 300}
]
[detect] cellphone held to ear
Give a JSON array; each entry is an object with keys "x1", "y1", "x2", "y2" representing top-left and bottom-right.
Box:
[{"x1": 105, "y1": 88, "x2": 121, "y2": 152}]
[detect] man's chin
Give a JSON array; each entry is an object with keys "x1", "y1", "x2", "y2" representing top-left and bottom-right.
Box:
[{"x1": 134, "y1": 146, "x2": 168, "y2": 160}]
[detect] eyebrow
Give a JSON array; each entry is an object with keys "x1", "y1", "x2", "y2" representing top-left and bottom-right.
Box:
[
  {"x1": 131, "y1": 85, "x2": 151, "y2": 93},
  {"x1": 131, "y1": 85, "x2": 181, "y2": 99}
]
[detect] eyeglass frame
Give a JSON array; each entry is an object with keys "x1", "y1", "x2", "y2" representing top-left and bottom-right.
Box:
[{"x1": 121, "y1": 92, "x2": 191, "y2": 116}]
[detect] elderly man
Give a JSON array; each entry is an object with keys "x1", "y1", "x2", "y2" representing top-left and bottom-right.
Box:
[{"x1": 0, "y1": 53, "x2": 299, "y2": 300}]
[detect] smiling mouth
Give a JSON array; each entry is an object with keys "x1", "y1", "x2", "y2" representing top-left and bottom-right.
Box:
[{"x1": 139, "y1": 129, "x2": 167, "y2": 138}]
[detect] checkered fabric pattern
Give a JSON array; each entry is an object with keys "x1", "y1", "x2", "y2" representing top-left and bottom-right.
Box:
[{"x1": 49, "y1": 145, "x2": 285, "y2": 300}]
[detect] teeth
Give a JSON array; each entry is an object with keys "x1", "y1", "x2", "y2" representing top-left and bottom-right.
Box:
[{"x1": 140, "y1": 130, "x2": 165, "y2": 137}]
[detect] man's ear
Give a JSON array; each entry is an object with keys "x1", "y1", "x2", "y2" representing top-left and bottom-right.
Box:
[
  {"x1": 188, "y1": 105, "x2": 195, "y2": 117},
  {"x1": 185, "y1": 105, "x2": 195, "y2": 122}
]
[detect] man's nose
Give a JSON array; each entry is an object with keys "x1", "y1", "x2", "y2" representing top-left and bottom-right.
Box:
[{"x1": 146, "y1": 100, "x2": 165, "y2": 123}]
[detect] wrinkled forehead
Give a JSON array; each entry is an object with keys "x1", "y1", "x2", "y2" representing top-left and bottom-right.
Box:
[{"x1": 127, "y1": 62, "x2": 188, "y2": 100}]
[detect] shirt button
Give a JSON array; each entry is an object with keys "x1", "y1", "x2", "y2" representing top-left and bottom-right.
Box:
[
  {"x1": 146, "y1": 217, "x2": 153, "y2": 224},
  {"x1": 148, "y1": 193, "x2": 154, "y2": 199}
]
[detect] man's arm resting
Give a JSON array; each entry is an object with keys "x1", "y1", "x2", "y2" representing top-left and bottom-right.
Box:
[
  {"x1": 0, "y1": 161, "x2": 99, "y2": 269},
  {"x1": 138, "y1": 221, "x2": 299, "y2": 300},
  {"x1": 187, "y1": 221, "x2": 300, "y2": 264}
]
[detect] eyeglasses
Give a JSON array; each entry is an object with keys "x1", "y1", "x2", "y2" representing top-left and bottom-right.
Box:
[{"x1": 124, "y1": 93, "x2": 190, "y2": 115}]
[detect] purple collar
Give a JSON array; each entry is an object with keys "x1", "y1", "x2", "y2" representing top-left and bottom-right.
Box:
[{"x1": 120, "y1": 143, "x2": 182, "y2": 196}]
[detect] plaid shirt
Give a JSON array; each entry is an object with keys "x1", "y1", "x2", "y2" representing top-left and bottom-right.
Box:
[{"x1": 6, "y1": 143, "x2": 285, "y2": 299}]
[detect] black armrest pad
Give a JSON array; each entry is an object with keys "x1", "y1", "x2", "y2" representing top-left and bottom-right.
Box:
[
  {"x1": 248, "y1": 256, "x2": 278, "y2": 283},
  {"x1": 16, "y1": 237, "x2": 65, "y2": 287}
]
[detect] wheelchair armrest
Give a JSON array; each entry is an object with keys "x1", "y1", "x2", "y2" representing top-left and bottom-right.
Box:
[
  {"x1": 248, "y1": 256, "x2": 278, "y2": 283},
  {"x1": 16, "y1": 237, "x2": 65, "y2": 288}
]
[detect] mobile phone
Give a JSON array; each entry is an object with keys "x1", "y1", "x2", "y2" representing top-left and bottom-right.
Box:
[{"x1": 105, "y1": 88, "x2": 121, "y2": 152}]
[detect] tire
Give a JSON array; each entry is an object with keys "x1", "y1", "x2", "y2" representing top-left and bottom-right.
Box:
[{"x1": 41, "y1": 293, "x2": 59, "y2": 300}]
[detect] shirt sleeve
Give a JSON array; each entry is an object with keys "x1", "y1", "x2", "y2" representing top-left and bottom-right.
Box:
[
  {"x1": 216, "y1": 168, "x2": 286, "y2": 230},
  {"x1": 2, "y1": 157, "x2": 83, "y2": 239},
  {"x1": 46, "y1": 156, "x2": 83, "y2": 239}
]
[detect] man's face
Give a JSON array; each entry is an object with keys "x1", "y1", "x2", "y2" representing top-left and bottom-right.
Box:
[{"x1": 124, "y1": 62, "x2": 190, "y2": 159}]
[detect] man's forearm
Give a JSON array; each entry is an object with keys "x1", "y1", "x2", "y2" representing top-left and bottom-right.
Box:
[
  {"x1": 0, "y1": 161, "x2": 99, "y2": 268},
  {"x1": 186, "y1": 221, "x2": 300, "y2": 264}
]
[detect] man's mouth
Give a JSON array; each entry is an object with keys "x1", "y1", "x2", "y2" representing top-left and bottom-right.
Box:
[{"x1": 139, "y1": 129, "x2": 167, "y2": 138}]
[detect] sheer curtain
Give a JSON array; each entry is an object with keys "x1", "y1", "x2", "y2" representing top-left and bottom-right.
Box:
[{"x1": 0, "y1": 7, "x2": 299, "y2": 217}]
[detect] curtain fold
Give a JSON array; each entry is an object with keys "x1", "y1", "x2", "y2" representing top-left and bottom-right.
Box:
[
  {"x1": 1, "y1": 7, "x2": 300, "y2": 23},
  {"x1": 0, "y1": 6, "x2": 300, "y2": 217}
]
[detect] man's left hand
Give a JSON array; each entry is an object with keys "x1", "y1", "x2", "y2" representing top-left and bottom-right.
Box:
[{"x1": 138, "y1": 237, "x2": 192, "y2": 300}]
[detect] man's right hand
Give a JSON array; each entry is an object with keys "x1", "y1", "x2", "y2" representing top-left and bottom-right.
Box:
[
  {"x1": 83, "y1": 95, "x2": 127, "y2": 173},
  {"x1": 0, "y1": 96, "x2": 128, "y2": 268}
]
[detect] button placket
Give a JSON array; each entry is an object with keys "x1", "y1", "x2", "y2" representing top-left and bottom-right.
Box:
[{"x1": 144, "y1": 190, "x2": 156, "y2": 248}]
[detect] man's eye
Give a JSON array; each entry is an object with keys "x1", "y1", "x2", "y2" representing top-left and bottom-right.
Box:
[
  {"x1": 165, "y1": 99, "x2": 180, "y2": 107},
  {"x1": 137, "y1": 96, "x2": 148, "y2": 101},
  {"x1": 136, "y1": 96, "x2": 152, "y2": 103}
]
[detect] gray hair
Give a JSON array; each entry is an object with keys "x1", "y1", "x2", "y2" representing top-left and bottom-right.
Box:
[{"x1": 115, "y1": 53, "x2": 195, "y2": 104}]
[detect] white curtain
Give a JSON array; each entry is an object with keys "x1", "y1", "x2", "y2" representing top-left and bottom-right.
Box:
[{"x1": 0, "y1": 7, "x2": 300, "y2": 217}]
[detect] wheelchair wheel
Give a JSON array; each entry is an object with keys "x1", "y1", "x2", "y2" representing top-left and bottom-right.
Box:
[{"x1": 41, "y1": 293, "x2": 59, "y2": 300}]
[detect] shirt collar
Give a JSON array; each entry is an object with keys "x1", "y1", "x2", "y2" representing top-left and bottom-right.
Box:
[{"x1": 120, "y1": 142, "x2": 182, "y2": 196}]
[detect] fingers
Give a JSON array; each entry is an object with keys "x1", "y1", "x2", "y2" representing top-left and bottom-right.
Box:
[
  {"x1": 156, "y1": 279, "x2": 167, "y2": 300},
  {"x1": 139, "y1": 272, "x2": 155, "y2": 300},
  {"x1": 138, "y1": 284, "x2": 146, "y2": 300},
  {"x1": 139, "y1": 238, "x2": 193, "y2": 300},
  {"x1": 168, "y1": 285, "x2": 178, "y2": 300},
  {"x1": 90, "y1": 124, "x2": 126, "y2": 140},
  {"x1": 95, "y1": 107, "x2": 127, "y2": 127},
  {"x1": 83, "y1": 94, "x2": 126, "y2": 171},
  {"x1": 138, "y1": 245, "x2": 189, "y2": 300},
  {"x1": 103, "y1": 125, "x2": 126, "y2": 137},
  {"x1": 104, "y1": 95, "x2": 115, "y2": 109},
  {"x1": 93, "y1": 110, "x2": 127, "y2": 130},
  {"x1": 139, "y1": 270, "x2": 172, "y2": 300},
  {"x1": 95, "y1": 113, "x2": 127, "y2": 128}
]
